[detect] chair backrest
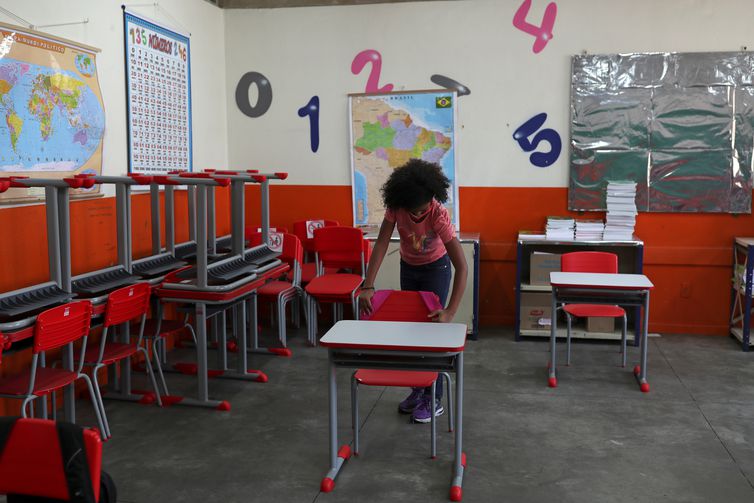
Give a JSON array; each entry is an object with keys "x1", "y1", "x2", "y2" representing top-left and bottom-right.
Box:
[
  {"x1": 365, "y1": 290, "x2": 442, "y2": 322},
  {"x1": 0, "y1": 418, "x2": 101, "y2": 501},
  {"x1": 247, "y1": 232, "x2": 303, "y2": 269},
  {"x1": 34, "y1": 301, "x2": 93, "y2": 354},
  {"x1": 561, "y1": 251, "x2": 618, "y2": 274},
  {"x1": 104, "y1": 282, "x2": 151, "y2": 328},
  {"x1": 313, "y1": 226, "x2": 365, "y2": 272},
  {"x1": 293, "y1": 219, "x2": 339, "y2": 253},
  {"x1": 244, "y1": 226, "x2": 288, "y2": 241}
]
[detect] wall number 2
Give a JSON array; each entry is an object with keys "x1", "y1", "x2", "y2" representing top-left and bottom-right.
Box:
[
  {"x1": 513, "y1": 113, "x2": 561, "y2": 168},
  {"x1": 351, "y1": 49, "x2": 394, "y2": 93}
]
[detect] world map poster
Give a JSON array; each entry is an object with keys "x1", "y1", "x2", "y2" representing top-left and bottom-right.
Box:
[
  {"x1": 349, "y1": 90, "x2": 459, "y2": 228},
  {"x1": 0, "y1": 22, "x2": 105, "y2": 203}
]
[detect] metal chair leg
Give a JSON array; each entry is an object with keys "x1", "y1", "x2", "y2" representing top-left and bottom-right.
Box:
[
  {"x1": 442, "y1": 372, "x2": 454, "y2": 433},
  {"x1": 152, "y1": 337, "x2": 170, "y2": 396},
  {"x1": 621, "y1": 313, "x2": 628, "y2": 368},
  {"x1": 566, "y1": 313, "x2": 573, "y2": 366},
  {"x1": 91, "y1": 365, "x2": 111, "y2": 439},
  {"x1": 80, "y1": 373, "x2": 107, "y2": 440},
  {"x1": 138, "y1": 347, "x2": 163, "y2": 407},
  {"x1": 351, "y1": 372, "x2": 359, "y2": 455},
  {"x1": 430, "y1": 381, "x2": 437, "y2": 459}
]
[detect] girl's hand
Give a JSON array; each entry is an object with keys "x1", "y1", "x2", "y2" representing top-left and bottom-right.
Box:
[
  {"x1": 428, "y1": 309, "x2": 454, "y2": 323},
  {"x1": 359, "y1": 288, "x2": 375, "y2": 316}
]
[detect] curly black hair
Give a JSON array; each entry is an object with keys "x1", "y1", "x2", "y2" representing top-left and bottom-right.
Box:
[{"x1": 381, "y1": 159, "x2": 450, "y2": 210}]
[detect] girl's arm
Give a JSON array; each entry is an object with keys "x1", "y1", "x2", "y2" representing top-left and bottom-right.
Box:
[
  {"x1": 428, "y1": 237, "x2": 468, "y2": 323},
  {"x1": 359, "y1": 218, "x2": 396, "y2": 315}
]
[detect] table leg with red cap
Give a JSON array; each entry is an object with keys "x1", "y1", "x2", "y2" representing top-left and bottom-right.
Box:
[
  {"x1": 321, "y1": 351, "x2": 351, "y2": 492},
  {"x1": 450, "y1": 351, "x2": 465, "y2": 501}
]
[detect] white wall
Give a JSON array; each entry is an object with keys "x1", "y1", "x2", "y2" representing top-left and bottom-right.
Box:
[
  {"x1": 224, "y1": 0, "x2": 754, "y2": 188},
  {"x1": 0, "y1": 0, "x2": 228, "y2": 197}
]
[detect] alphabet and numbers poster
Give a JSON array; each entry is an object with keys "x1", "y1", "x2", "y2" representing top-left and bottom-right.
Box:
[{"x1": 123, "y1": 8, "x2": 192, "y2": 174}]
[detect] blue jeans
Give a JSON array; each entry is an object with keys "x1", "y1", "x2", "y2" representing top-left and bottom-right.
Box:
[{"x1": 400, "y1": 254, "x2": 451, "y2": 400}]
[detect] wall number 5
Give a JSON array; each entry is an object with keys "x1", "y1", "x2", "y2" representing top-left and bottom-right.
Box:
[{"x1": 512, "y1": 113, "x2": 561, "y2": 168}]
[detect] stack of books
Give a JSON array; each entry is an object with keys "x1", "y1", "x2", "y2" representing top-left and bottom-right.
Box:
[
  {"x1": 518, "y1": 230, "x2": 547, "y2": 241},
  {"x1": 545, "y1": 216, "x2": 575, "y2": 240},
  {"x1": 575, "y1": 220, "x2": 605, "y2": 240},
  {"x1": 603, "y1": 181, "x2": 637, "y2": 240}
]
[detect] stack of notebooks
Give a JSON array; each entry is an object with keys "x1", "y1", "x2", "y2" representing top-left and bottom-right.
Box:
[
  {"x1": 574, "y1": 220, "x2": 605, "y2": 240},
  {"x1": 546, "y1": 216, "x2": 575, "y2": 240},
  {"x1": 604, "y1": 181, "x2": 637, "y2": 240}
]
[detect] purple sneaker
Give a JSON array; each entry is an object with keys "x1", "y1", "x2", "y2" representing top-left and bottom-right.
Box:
[
  {"x1": 411, "y1": 394, "x2": 444, "y2": 424},
  {"x1": 398, "y1": 388, "x2": 424, "y2": 414}
]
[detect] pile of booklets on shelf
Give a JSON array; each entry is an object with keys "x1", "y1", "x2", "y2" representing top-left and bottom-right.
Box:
[
  {"x1": 603, "y1": 181, "x2": 637, "y2": 240},
  {"x1": 574, "y1": 219, "x2": 605, "y2": 240},
  {"x1": 546, "y1": 216, "x2": 575, "y2": 240}
]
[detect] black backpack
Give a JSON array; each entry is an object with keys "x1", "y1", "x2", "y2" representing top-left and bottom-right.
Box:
[{"x1": 0, "y1": 417, "x2": 116, "y2": 503}]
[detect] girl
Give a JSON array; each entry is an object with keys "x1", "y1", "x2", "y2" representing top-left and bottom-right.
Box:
[{"x1": 359, "y1": 158, "x2": 467, "y2": 424}]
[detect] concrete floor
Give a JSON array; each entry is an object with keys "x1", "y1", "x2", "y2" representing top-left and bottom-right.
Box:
[{"x1": 63, "y1": 328, "x2": 754, "y2": 502}]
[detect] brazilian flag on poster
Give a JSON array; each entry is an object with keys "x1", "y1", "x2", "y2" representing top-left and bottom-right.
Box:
[{"x1": 436, "y1": 96, "x2": 452, "y2": 108}]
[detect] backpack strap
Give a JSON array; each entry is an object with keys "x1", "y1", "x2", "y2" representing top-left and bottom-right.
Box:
[{"x1": 55, "y1": 422, "x2": 96, "y2": 503}]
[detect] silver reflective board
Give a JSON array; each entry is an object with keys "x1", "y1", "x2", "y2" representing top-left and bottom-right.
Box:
[{"x1": 570, "y1": 51, "x2": 754, "y2": 213}]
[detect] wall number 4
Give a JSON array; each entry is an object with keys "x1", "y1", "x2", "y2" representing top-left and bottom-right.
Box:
[{"x1": 512, "y1": 0, "x2": 557, "y2": 54}]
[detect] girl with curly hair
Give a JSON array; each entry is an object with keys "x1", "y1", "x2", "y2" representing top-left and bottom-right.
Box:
[{"x1": 359, "y1": 158, "x2": 467, "y2": 423}]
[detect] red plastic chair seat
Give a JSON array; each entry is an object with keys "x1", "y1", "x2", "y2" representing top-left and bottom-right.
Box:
[
  {"x1": 0, "y1": 367, "x2": 77, "y2": 396},
  {"x1": 301, "y1": 263, "x2": 338, "y2": 284},
  {"x1": 355, "y1": 369, "x2": 439, "y2": 388},
  {"x1": 305, "y1": 274, "x2": 363, "y2": 297},
  {"x1": 84, "y1": 342, "x2": 138, "y2": 366},
  {"x1": 258, "y1": 280, "x2": 295, "y2": 297},
  {"x1": 563, "y1": 304, "x2": 624, "y2": 318}
]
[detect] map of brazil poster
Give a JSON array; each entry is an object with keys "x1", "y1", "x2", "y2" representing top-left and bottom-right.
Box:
[
  {"x1": 0, "y1": 22, "x2": 105, "y2": 203},
  {"x1": 349, "y1": 90, "x2": 459, "y2": 228}
]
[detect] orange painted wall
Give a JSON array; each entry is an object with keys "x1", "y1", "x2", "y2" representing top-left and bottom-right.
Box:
[{"x1": 245, "y1": 185, "x2": 741, "y2": 336}]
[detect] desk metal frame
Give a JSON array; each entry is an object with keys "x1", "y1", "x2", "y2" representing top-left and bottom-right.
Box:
[
  {"x1": 549, "y1": 273, "x2": 652, "y2": 392},
  {"x1": 321, "y1": 332, "x2": 467, "y2": 500}
]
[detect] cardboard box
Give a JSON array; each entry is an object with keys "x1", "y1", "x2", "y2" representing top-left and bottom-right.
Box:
[
  {"x1": 529, "y1": 252, "x2": 561, "y2": 286},
  {"x1": 587, "y1": 316, "x2": 615, "y2": 333},
  {"x1": 519, "y1": 292, "x2": 552, "y2": 330}
]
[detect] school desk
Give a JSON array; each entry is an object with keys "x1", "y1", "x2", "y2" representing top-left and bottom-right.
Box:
[
  {"x1": 319, "y1": 319, "x2": 468, "y2": 501},
  {"x1": 548, "y1": 271, "x2": 654, "y2": 392}
]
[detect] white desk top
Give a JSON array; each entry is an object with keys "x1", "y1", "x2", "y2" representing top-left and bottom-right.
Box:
[
  {"x1": 320, "y1": 320, "x2": 467, "y2": 352},
  {"x1": 550, "y1": 272, "x2": 654, "y2": 290}
]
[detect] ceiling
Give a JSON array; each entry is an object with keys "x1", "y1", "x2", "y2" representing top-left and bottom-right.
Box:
[{"x1": 208, "y1": 0, "x2": 445, "y2": 8}]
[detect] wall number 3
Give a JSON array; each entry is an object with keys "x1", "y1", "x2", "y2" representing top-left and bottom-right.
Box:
[{"x1": 512, "y1": 113, "x2": 561, "y2": 168}]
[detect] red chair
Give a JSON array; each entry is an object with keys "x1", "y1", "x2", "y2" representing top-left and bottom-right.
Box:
[
  {"x1": 0, "y1": 418, "x2": 103, "y2": 501},
  {"x1": 351, "y1": 290, "x2": 453, "y2": 459},
  {"x1": 292, "y1": 219, "x2": 340, "y2": 284},
  {"x1": 244, "y1": 226, "x2": 288, "y2": 243},
  {"x1": 82, "y1": 283, "x2": 162, "y2": 439},
  {"x1": 561, "y1": 252, "x2": 627, "y2": 366},
  {"x1": 249, "y1": 232, "x2": 304, "y2": 349},
  {"x1": 304, "y1": 226, "x2": 366, "y2": 345},
  {"x1": 0, "y1": 301, "x2": 106, "y2": 435}
]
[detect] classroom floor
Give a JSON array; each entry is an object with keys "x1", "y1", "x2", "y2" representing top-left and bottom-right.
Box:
[{"x1": 41, "y1": 327, "x2": 754, "y2": 502}]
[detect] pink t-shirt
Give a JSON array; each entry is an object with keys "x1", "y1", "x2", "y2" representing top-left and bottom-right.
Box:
[{"x1": 384, "y1": 199, "x2": 456, "y2": 266}]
